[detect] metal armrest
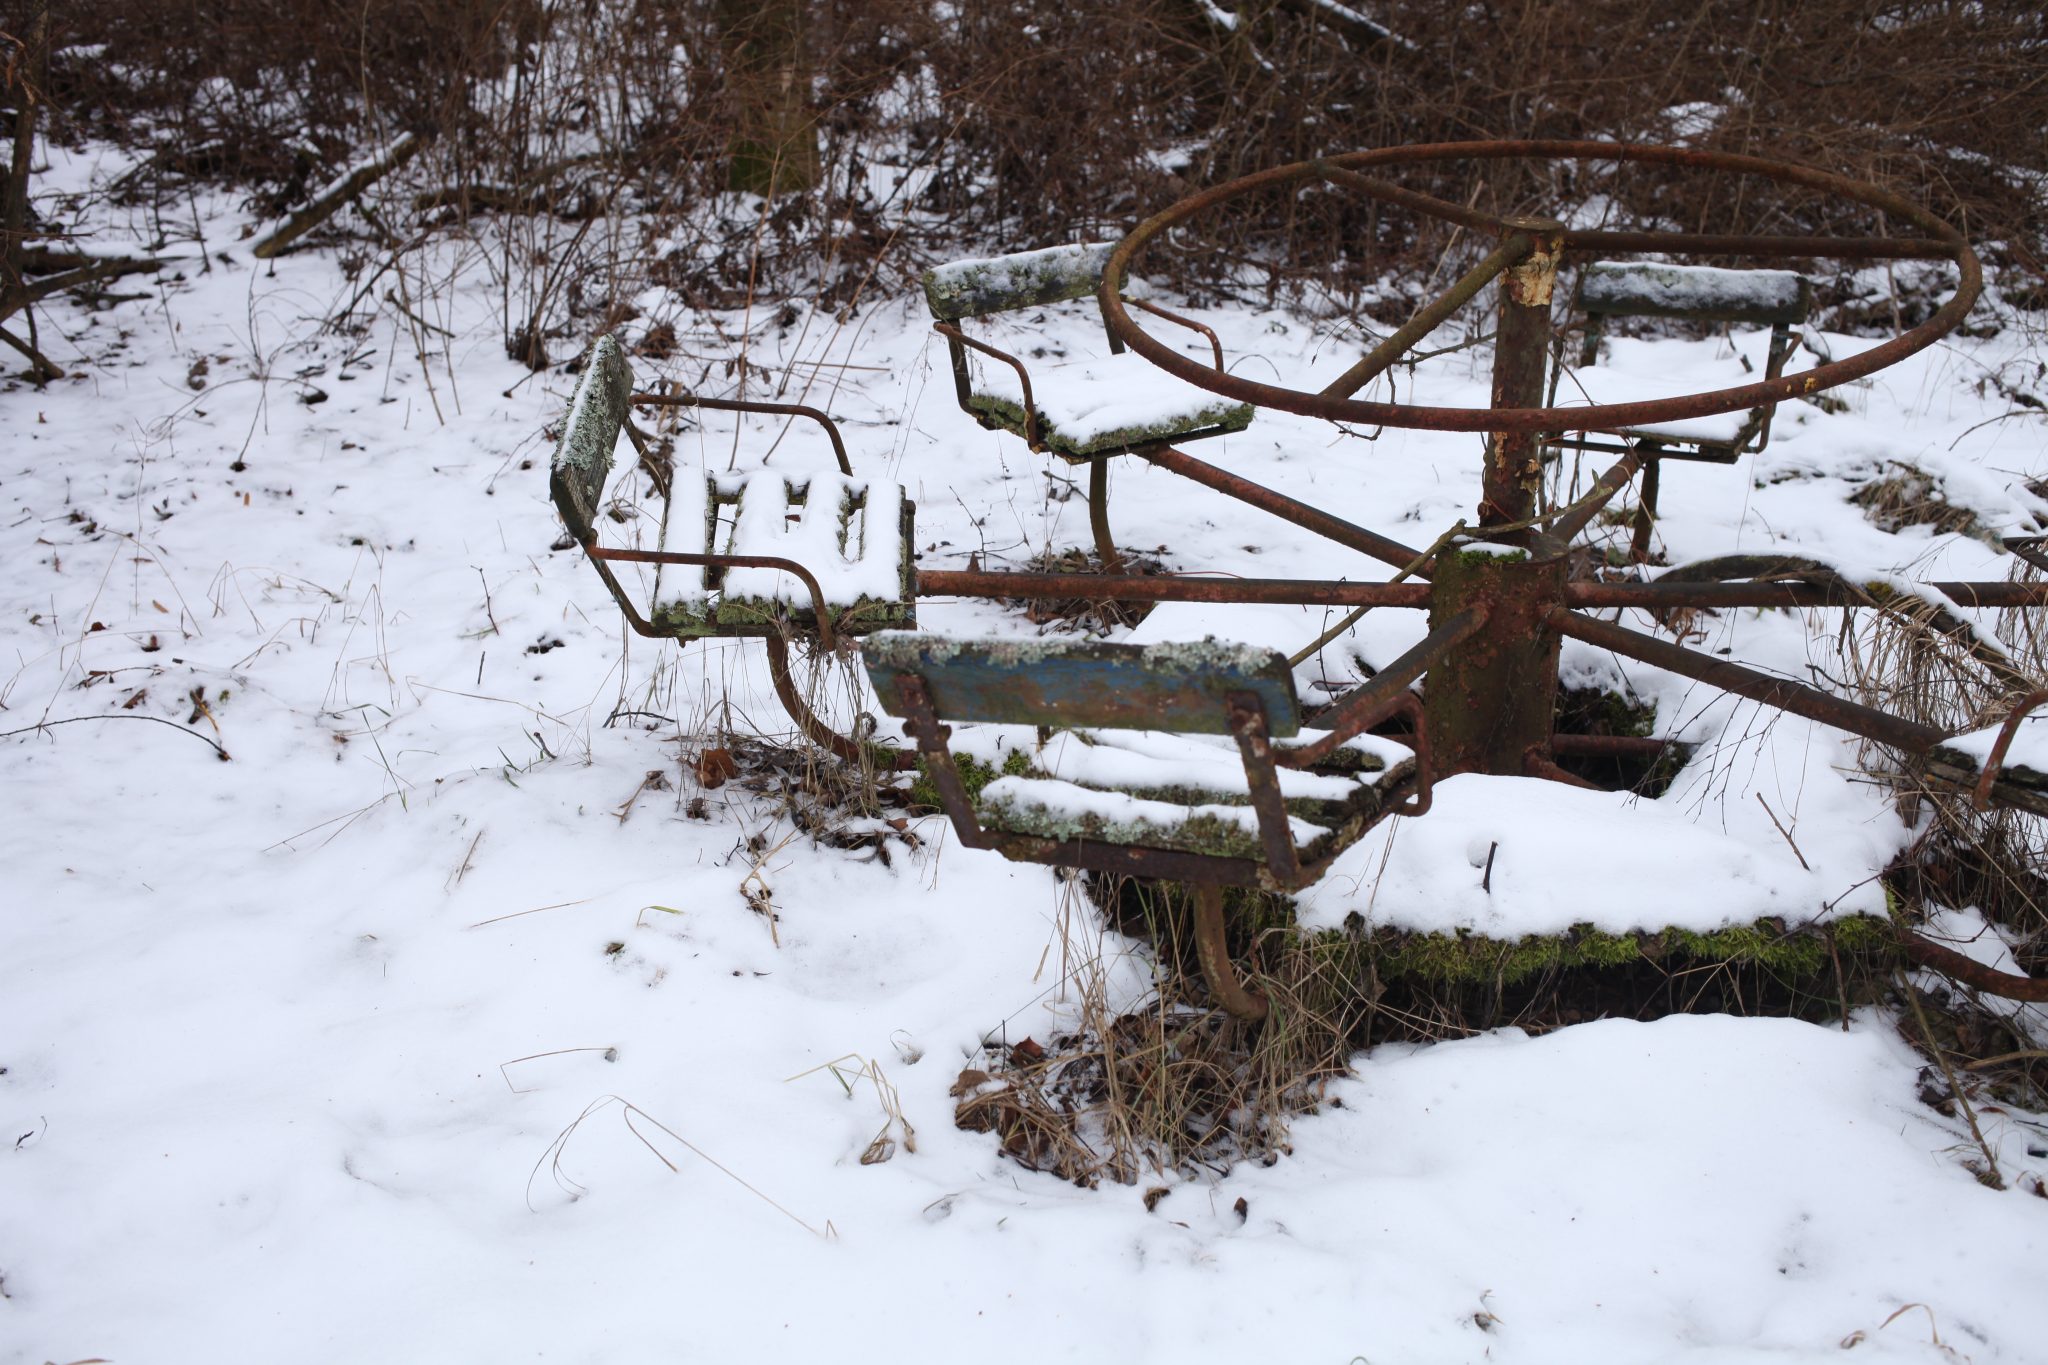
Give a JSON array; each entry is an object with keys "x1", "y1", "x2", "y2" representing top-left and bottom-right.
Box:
[{"x1": 933, "y1": 321, "x2": 1044, "y2": 449}]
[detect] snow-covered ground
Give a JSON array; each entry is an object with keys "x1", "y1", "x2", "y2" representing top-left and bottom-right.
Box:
[{"x1": 4, "y1": 143, "x2": 2046, "y2": 1363}]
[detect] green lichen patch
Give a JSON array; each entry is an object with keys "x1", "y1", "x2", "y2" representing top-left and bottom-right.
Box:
[{"x1": 909, "y1": 746, "x2": 1037, "y2": 812}]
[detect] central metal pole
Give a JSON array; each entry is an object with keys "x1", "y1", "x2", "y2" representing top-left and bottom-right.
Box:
[
  {"x1": 1426, "y1": 216, "x2": 1569, "y2": 776},
  {"x1": 1480, "y1": 217, "x2": 1564, "y2": 532}
]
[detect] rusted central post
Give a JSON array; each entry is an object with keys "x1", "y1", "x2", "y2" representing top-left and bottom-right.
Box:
[
  {"x1": 1423, "y1": 544, "x2": 1566, "y2": 776},
  {"x1": 1426, "y1": 216, "x2": 1568, "y2": 776},
  {"x1": 1480, "y1": 216, "x2": 1564, "y2": 532}
]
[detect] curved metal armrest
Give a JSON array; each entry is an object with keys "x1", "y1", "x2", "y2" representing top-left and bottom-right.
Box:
[
  {"x1": 630, "y1": 390, "x2": 852, "y2": 476},
  {"x1": 933, "y1": 321, "x2": 1044, "y2": 449},
  {"x1": 583, "y1": 544, "x2": 840, "y2": 650}
]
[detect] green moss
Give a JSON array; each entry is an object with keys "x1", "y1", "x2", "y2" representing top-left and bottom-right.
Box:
[
  {"x1": 1556, "y1": 684, "x2": 1656, "y2": 739},
  {"x1": 910, "y1": 746, "x2": 1035, "y2": 811},
  {"x1": 1315, "y1": 914, "x2": 1904, "y2": 987},
  {"x1": 1449, "y1": 544, "x2": 1529, "y2": 567}
]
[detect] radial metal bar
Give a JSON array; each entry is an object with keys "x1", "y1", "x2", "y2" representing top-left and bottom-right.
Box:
[
  {"x1": 1135, "y1": 444, "x2": 1430, "y2": 573},
  {"x1": 1546, "y1": 449, "x2": 1644, "y2": 544},
  {"x1": 917, "y1": 568, "x2": 1433, "y2": 608},
  {"x1": 1312, "y1": 161, "x2": 1508, "y2": 234},
  {"x1": 1561, "y1": 230, "x2": 1950, "y2": 261},
  {"x1": 1551, "y1": 608, "x2": 1947, "y2": 754},
  {"x1": 1281, "y1": 606, "x2": 1488, "y2": 767},
  {"x1": 1320, "y1": 233, "x2": 1533, "y2": 400},
  {"x1": 1564, "y1": 580, "x2": 2048, "y2": 610}
]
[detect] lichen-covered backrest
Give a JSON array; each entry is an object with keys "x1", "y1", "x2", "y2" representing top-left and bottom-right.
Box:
[
  {"x1": 862, "y1": 633, "x2": 1301, "y2": 738},
  {"x1": 920, "y1": 242, "x2": 1127, "y2": 322},
  {"x1": 549, "y1": 334, "x2": 635, "y2": 544},
  {"x1": 1580, "y1": 261, "x2": 1811, "y2": 327}
]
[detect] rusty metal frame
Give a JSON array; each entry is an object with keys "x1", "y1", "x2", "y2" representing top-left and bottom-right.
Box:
[{"x1": 552, "y1": 141, "x2": 2048, "y2": 1004}]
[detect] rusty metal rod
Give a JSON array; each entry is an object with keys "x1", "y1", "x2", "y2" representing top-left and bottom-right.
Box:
[
  {"x1": 1901, "y1": 929, "x2": 2048, "y2": 1003},
  {"x1": 1311, "y1": 161, "x2": 1509, "y2": 235},
  {"x1": 1101, "y1": 140, "x2": 1979, "y2": 436},
  {"x1": 1320, "y1": 233, "x2": 1533, "y2": 400},
  {"x1": 916, "y1": 568, "x2": 1433, "y2": 608},
  {"x1": 1560, "y1": 229, "x2": 1951, "y2": 261},
  {"x1": 1281, "y1": 606, "x2": 1488, "y2": 767},
  {"x1": 1546, "y1": 449, "x2": 1644, "y2": 544},
  {"x1": 630, "y1": 391, "x2": 852, "y2": 476},
  {"x1": 1550, "y1": 607, "x2": 1947, "y2": 754},
  {"x1": 1193, "y1": 882, "x2": 1271, "y2": 1022},
  {"x1": 1563, "y1": 580, "x2": 2048, "y2": 610},
  {"x1": 1135, "y1": 444, "x2": 1429, "y2": 574},
  {"x1": 1550, "y1": 733, "x2": 1681, "y2": 758},
  {"x1": 1525, "y1": 748, "x2": 1601, "y2": 789},
  {"x1": 588, "y1": 545, "x2": 838, "y2": 650}
]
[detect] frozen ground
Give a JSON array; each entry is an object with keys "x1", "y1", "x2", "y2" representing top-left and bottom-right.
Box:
[{"x1": 3, "y1": 144, "x2": 2046, "y2": 1363}]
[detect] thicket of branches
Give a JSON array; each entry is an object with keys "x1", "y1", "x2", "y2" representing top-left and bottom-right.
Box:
[{"x1": 15, "y1": 0, "x2": 2048, "y2": 318}]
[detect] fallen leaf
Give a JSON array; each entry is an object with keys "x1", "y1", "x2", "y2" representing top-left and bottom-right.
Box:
[{"x1": 696, "y1": 747, "x2": 739, "y2": 788}]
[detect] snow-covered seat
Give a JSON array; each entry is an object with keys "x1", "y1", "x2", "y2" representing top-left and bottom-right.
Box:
[
  {"x1": 550, "y1": 334, "x2": 915, "y2": 642},
  {"x1": 922, "y1": 242, "x2": 1254, "y2": 461},
  {"x1": 861, "y1": 633, "x2": 1428, "y2": 892},
  {"x1": 1563, "y1": 261, "x2": 1811, "y2": 463}
]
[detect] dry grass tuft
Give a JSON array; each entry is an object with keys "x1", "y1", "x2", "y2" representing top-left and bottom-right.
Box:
[
  {"x1": 1850, "y1": 463, "x2": 1989, "y2": 541},
  {"x1": 1839, "y1": 554, "x2": 2048, "y2": 967}
]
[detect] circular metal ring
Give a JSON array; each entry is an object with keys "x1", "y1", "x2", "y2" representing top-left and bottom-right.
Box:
[{"x1": 1099, "y1": 140, "x2": 1979, "y2": 436}]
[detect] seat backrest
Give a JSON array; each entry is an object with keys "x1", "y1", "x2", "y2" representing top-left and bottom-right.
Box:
[
  {"x1": 862, "y1": 633, "x2": 1301, "y2": 737},
  {"x1": 1579, "y1": 261, "x2": 1811, "y2": 327},
  {"x1": 550, "y1": 333, "x2": 634, "y2": 543},
  {"x1": 921, "y1": 242, "x2": 1126, "y2": 322}
]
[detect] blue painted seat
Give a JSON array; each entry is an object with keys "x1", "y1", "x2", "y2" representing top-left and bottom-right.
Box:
[{"x1": 861, "y1": 632, "x2": 1427, "y2": 891}]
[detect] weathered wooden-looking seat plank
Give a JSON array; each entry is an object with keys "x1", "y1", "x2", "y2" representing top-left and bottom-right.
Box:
[
  {"x1": 862, "y1": 633, "x2": 1427, "y2": 891},
  {"x1": 550, "y1": 334, "x2": 916, "y2": 642},
  {"x1": 922, "y1": 242, "x2": 1255, "y2": 462}
]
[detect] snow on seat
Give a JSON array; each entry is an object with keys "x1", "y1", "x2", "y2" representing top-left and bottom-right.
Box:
[
  {"x1": 1557, "y1": 360, "x2": 1762, "y2": 447},
  {"x1": 977, "y1": 726, "x2": 1416, "y2": 862},
  {"x1": 862, "y1": 633, "x2": 1426, "y2": 885},
  {"x1": 549, "y1": 333, "x2": 916, "y2": 642},
  {"x1": 653, "y1": 471, "x2": 915, "y2": 638},
  {"x1": 962, "y1": 357, "x2": 1254, "y2": 460},
  {"x1": 923, "y1": 241, "x2": 1253, "y2": 460}
]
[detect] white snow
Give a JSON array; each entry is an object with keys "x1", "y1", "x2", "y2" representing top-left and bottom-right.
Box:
[
  {"x1": 980, "y1": 773, "x2": 1327, "y2": 845},
  {"x1": 1941, "y1": 711, "x2": 2048, "y2": 777},
  {"x1": 968, "y1": 349, "x2": 1252, "y2": 448},
  {"x1": 2, "y1": 138, "x2": 2045, "y2": 1365},
  {"x1": 1582, "y1": 260, "x2": 1808, "y2": 320}
]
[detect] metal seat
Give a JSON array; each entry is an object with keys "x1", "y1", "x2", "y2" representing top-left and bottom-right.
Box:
[
  {"x1": 550, "y1": 334, "x2": 916, "y2": 645},
  {"x1": 923, "y1": 242, "x2": 1255, "y2": 462},
  {"x1": 1555, "y1": 261, "x2": 1813, "y2": 561}
]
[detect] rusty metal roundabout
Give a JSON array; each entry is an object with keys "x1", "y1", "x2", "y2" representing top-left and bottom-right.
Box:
[{"x1": 556, "y1": 140, "x2": 2048, "y2": 1008}]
